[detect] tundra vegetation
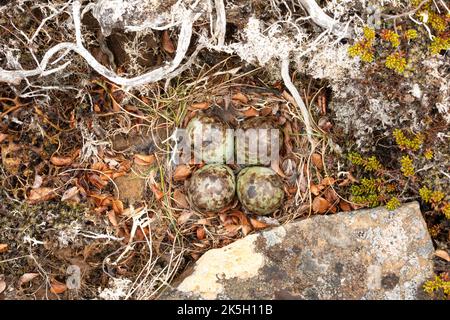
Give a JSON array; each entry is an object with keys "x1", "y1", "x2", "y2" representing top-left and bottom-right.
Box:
[{"x1": 0, "y1": 0, "x2": 448, "y2": 299}]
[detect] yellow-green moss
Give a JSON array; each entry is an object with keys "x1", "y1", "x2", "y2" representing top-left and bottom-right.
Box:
[
  {"x1": 381, "y1": 29, "x2": 401, "y2": 48},
  {"x1": 431, "y1": 190, "x2": 445, "y2": 203},
  {"x1": 443, "y1": 203, "x2": 450, "y2": 219},
  {"x1": 423, "y1": 275, "x2": 450, "y2": 298},
  {"x1": 385, "y1": 197, "x2": 401, "y2": 211},
  {"x1": 350, "y1": 178, "x2": 392, "y2": 208},
  {"x1": 429, "y1": 11, "x2": 447, "y2": 33},
  {"x1": 348, "y1": 42, "x2": 375, "y2": 63},
  {"x1": 405, "y1": 29, "x2": 418, "y2": 40},
  {"x1": 348, "y1": 1, "x2": 449, "y2": 73},
  {"x1": 393, "y1": 129, "x2": 424, "y2": 151},
  {"x1": 419, "y1": 186, "x2": 433, "y2": 203},
  {"x1": 400, "y1": 155, "x2": 415, "y2": 177},
  {"x1": 348, "y1": 26, "x2": 376, "y2": 63},
  {"x1": 429, "y1": 36, "x2": 450, "y2": 55},
  {"x1": 348, "y1": 152, "x2": 382, "y2": 172},
  {"x1": 423, "y1": 148, "x2": 433, "y2": 160},
  {"x1": 385, "y1": 53, "x2": 408, "y2": 74}
]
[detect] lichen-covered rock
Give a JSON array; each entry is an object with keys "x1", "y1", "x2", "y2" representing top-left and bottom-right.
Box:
[
  {"x1": 236, "y1": 166, "x2": 284, "y2": 215},
  {"x1": 162, "y1": 202, "x2": 434, "y2": 300},
  {"x1": 187, "y1": 164, "x2": 235, "y2": 213}
]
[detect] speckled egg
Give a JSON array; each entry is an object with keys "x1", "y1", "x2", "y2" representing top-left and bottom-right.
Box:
[
  {"x1": 236, "y1": 117, "x2": 282, "y2": 165},
  {"x1": 187, "y1": 164, "x2": 236, "y2": 213},
  {"x1": 237, "y1": 166, "x2": 284, "y2": 215},
  {"x1": 186, "y1": 114, "x2": 234, "y2": 164}
]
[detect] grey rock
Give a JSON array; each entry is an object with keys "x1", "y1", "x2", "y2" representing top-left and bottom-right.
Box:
[{"x1": 161, "y1": 202, "x2": 434, "y2": 300}]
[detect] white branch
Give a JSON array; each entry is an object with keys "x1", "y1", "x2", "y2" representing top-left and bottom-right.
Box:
[
  {"x1": 214, "y1": 0, "x2": 227, "y2": 46},
  {"x1": 0, "y1": 0, "x2": 202, "y2": 87},
  {"x1": 298, "y1": 0, "x2": 350, "y2": 38},
  {"x1": 281, "y1": 57, "x2": 315, "y2": 146}
]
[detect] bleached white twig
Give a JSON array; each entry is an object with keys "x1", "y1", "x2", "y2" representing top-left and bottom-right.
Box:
[
  {"x1": 28, "y1": 2, "x2": 71, "y2": 44},
  {"x1": 0, "y1": 0, "x2": 202, "y2": 87},
  {"x1": 281, "y1": 57, "x2": 314, "y2": 146},
  {"x1": 214, "y1": 0, "x2": 227, "y2": 46},
  {"x1": 408, "y1": 14, "x2": 434, "y2": 40},
  {"x1": 438, "y1": 0, "x2": 450, "y2": 13},
  {"x1": 298, "y1": 0, "x2": 350, "y2": 37},
  {"x1": 78, "y1": 231, "x2": 123, "y2": 241}
]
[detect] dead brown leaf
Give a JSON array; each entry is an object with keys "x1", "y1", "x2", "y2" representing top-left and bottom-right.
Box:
[
  {"x1": 173, "y1": 165, "x2": 192, "y2": 181},
  {"x1": 89, "y1": 193, "x2": 111, "y2": 207},
  {"x1": 323, "y1": 188, "x2": 338, "y2": 203},
  {"x1": 242, "y1": 224, "x2": 252, "y2": 236},
  {"x1": 50, "y1": 280, "x2": 67, "y2": 294},
  {"x1": 0, "y1": 133, "x2": 8, "y2": 143},
  {"x1": 229, "y1": 211, "x2": 251, "y2": 226},
  {"x1": 339, "y1": 201, "x2": 352, "y2": 212},
  {"x1": 243, "y1": 108, "x2": 259, "y2": 118},
  {"x1": 28, "y1": 188, "x2": 56, "y2": 204},
  {"x1": 310, "y1": 184, "x2": 324, "y2": 196},
  {"x1": 18, "y1": 273, "x2": 39, "y2": 286},
  {"x1": 162, "y1": 30, "x2": 175, "y2": 53},
  {"x1": 92, "y1": 162, "x2": 108, "y2": 172},
  {"x1": 191, "y1": 102, "x2": 209, "y2": 110},
  {"x1": 88, "y1": 174, "x2": 108, "y2": 189},
  {"x1": 50, "y1": 156, "x2": 73, "y2": 166},
  {"x1": 232, "y1": 92, "x2": 249, "y2": 104},
  {"x1": 0, "y1": 244, "x2": 8, "y2": 253},
  {"x1": 134, "y1": 154, "x2": 155, "y2": 166},
  {"x1": 282, "y1": 123, "x2": 294, "y2": 154},
  {"x1": 260, "y1": 107, "x2": 273, "y2": 117},
  {"x1": 196, "y1": 227, "x2": 206, "y2": 240},
  {"x1": 249, "y1": 218, "x2": 270, "y2": 230},
  {"x1": 435, "y1": 249, "x2": 450, "y2": 262},
  {"x1": 218, "y1": 213, "x2": 228, "y2": 223},
  {"x1": 61, "y1": 186, "x2": 80, "y2": 203},
  {"x1": 338, "y1": 173, "x2": 358, "y2": 187},
  {"x1": 287, "y1": 186, "x2": 298, "y2": 195},
  {"x1": 150, "y1": 183, "x2": 164, "y2": 200},
  {"x1": 173, "y1": 189, "x2": 189, "y2": 209},
  {"x1": 107, "y1": 210, "x2": 119, "y2": 227},
  {"x1": 312, "y1": 196, "x2": 331, "y2": 214},
  {"x1": 196, "y1": 218, "x2": 212, "y2": 226},
  {"x1": 311, "y1": 153, "x2": 323, "y2": 170},
  {"x1": 112, "y1": 99, "x2": 121, "y2": 112},
  {"x1": 321, "y1": 177, "x2": 335, "y2": 186},
  {"x1": 112, "y1": 199, "x2": 124, "y2": 214},
  {"x1": 224, "y1": 224, "x2": 241, "y2": 236},
  {"x1": 329, "y1": 205, "x2": 338, "y2": 214},
  {"x1": 177, "y1": 211, "x2": 193, "y2": 225}
]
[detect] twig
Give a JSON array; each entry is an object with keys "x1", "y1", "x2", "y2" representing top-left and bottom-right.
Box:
[
  {"x1": 298, "y1": 0, "x2": 350, "y2": 37},
  {"x1": 213, "y1": 0, "x2": 226, "y2": 47},
  {"x1": 0, "y1": 1, "x2": 202, "y2": 87},
  {"x1": 28, "y1": 2, "x2": 71, "y2": 44},
  {"x1": 381, "y1": 0, "x2": 429, "y2": 20},
  {"x1": 438, "y1": 0, "x2": 450, "y2": 13},
  {"x1": 280, "y1": 57, "x2": 315, "y2": 147}
]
